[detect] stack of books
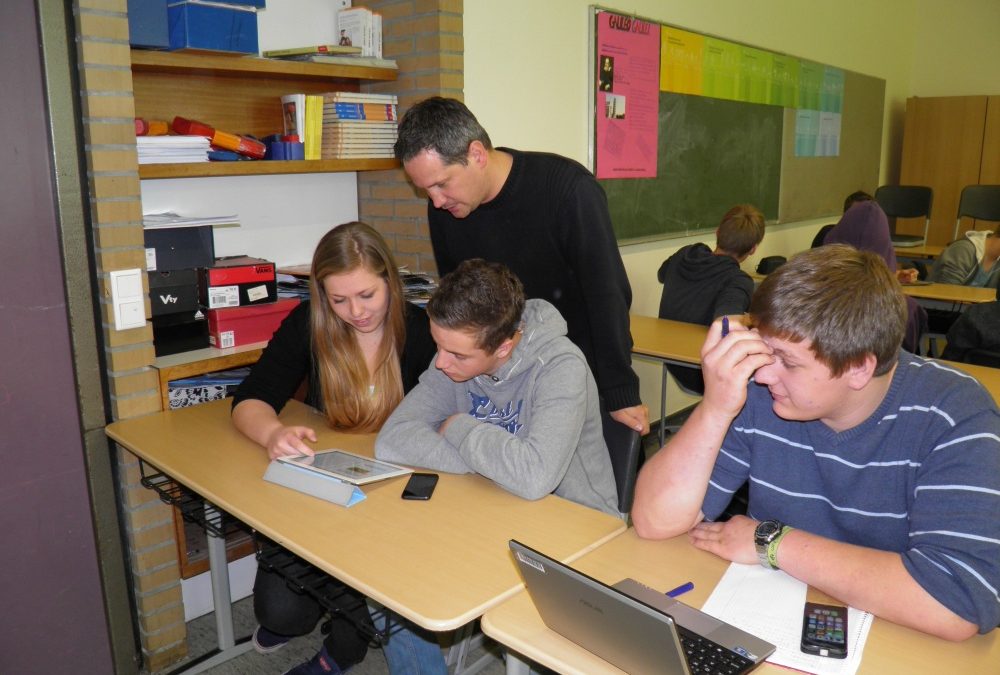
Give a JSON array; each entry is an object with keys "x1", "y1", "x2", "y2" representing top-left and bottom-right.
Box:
[
  {"x1": 321, "y1": 92, "x2": 398, "y2": 160},
  {"x1": 336, "y1": 7, "x2": 383, "y2": 59}
]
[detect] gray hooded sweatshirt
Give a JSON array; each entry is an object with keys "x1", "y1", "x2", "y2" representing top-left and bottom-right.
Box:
[
  {"x1": 375, "y1": 299, "x2": 619, "y2": 515},
  {"x1": 929, "y1": 230, "x2": 1000, "y2": 287}
]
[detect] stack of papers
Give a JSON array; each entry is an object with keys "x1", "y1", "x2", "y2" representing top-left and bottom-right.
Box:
[
  {"x1": 143, "y1": 211, "x2": 240, "y2": 229},
  {"x1": 136, "y1": 136, "x2": 210, "y2": 164},
  {"x1": 701, "y1": 563, "x2": 874, "y2": 675}
]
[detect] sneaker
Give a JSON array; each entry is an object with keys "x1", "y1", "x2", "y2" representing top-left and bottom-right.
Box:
[
  {"x1": 252, "y1": 624, "x2": 290, "y2": 654},
  {"x1": 283, "y1": 645, "x2": 343, "y2": 675}
]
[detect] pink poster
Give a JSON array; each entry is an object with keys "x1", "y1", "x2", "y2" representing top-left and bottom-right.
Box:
[{"x1": 595, "y1": 12, "x2": 660, "y2": 179}]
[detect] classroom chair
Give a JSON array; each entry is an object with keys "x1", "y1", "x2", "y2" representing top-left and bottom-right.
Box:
[
  {"x1": 874, "y1": 185, "x2": 933, "y2": 247},
  {"x1": 953, "y1": 185, "x2": 1000, "y2": 241},
  {"x1": 600, "y1": 404, "x2": 643, "y2": 516}
]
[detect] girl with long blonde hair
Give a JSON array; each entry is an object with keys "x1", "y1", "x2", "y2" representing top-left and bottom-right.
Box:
[{"x1": 231, "y1": 221, "x2": 435, "y2": 673}]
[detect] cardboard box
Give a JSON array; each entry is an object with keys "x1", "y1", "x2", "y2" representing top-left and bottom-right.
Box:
[
  {"x1": 152, "y1": 310, "x2": 209, "y2": 356},
  {"x1": 148, "y1": 269, "x2": 199, "y2": 316},
  {"x1": 167, "y1": 1, "x2": 259, "y2": 54},
  {"x1": 144, "y1": 226, "x2": 215, "y2": 272},
  {"x1": 128, "y1": 0, "x2": 170, "y2": 49},
  {"x1": 207, "y1": 298, "x2": 298, "y2": 349},
  {"x1": 199, "y1": 256, "x2": 277, "y2": 309}
]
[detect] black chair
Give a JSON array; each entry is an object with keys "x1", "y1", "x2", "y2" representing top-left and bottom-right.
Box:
[
  {"x1": 600, "y1": 404, "x2": 643, "y2": 516},
  {"x1": 953, "y1": 184, "x2": 1000, "y2": 241},
  {"x1": 874, "y1": 185, "x2": 933, "y2": 248}
]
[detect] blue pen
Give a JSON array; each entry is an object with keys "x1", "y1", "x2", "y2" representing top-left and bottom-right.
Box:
[
  {"x1": 721, "y1": 316, "x2": 730, "y2": 337},
  {"x1": 665, "y1": 581, "x2": 694, "y2": 598}
]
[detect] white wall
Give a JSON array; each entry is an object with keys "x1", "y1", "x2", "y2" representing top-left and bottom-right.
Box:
[
  {"x1": 464, "y1": 0, "x2": 924, "y2": 418},
  {"x1": 141, "y1": 173, "x2": 358, "y2": 267}
]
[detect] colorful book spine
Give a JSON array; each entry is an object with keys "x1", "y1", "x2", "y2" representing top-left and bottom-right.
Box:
[
  {"x1": 322, "y1": 102, "x2": 397, "y2": 120},
  {"x1": 304, "y1": 95, "x2": 323, "y2": 160}
]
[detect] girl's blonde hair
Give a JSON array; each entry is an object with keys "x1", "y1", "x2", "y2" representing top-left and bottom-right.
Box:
[{"x1": 309, "y1": 222, "x2": 406, "y2": 432}]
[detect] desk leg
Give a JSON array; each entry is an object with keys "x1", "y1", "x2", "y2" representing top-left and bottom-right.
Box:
[
  {"x1": 168, "y1": 505, "x2": 253, "y2": 675},
  {"x1": 504, "y1": 651, "x2": 532, "y2": 675},
  {"x1": 659, "y1": 361, "x2": 668, "y2": 448}
]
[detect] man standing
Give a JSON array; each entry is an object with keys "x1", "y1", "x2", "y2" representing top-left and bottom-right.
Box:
[
  {"x1": 633, "y1": 245, "x2": 1000, "y2": 640},
  {"x1": 394, "y1": 97, "x2": 647, "y2": 434}
]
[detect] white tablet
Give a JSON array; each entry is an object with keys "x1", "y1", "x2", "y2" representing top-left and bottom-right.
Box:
[{"x1": 277, "y1": 449, "x2": 412, "y2": 485}]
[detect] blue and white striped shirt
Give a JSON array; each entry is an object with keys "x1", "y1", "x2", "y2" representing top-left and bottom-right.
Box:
[{"x1": 703, "y1": 351, "x2": 1000, "y2": 632}]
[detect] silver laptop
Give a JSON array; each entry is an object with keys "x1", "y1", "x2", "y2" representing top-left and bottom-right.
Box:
[{"x1": 509, "y1": 539, "x2": 775, "y2": 675}]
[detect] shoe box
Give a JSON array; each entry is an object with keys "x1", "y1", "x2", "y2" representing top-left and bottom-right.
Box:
[{"x1": 199, "y1": 256, "x2": 277, "y2": 309}]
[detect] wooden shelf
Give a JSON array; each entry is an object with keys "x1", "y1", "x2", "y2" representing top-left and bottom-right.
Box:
[
  {"x1": 130, "y1": 49, "x2": 398, "y2": 83},
  {"x1": 154, "y1": 342, "x2": 267, "y2": 411},
  {"x1": 139, "y1": 157, "x2": 398, "y2": 179},
  {"x1": 130, "y1": 49, "x2": 398, "y2": 150}
]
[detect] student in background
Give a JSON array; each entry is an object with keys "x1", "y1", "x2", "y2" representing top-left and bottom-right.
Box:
[
  {"x1": 929, "y1": 223, "x2": 1000, "y2": 288},
  {"x1": 823, "y1": 200, "x2": 927, "y2": 353},
  {"x1": 394, "y1": 96, "x2": 648, "y2": 436},
  {"x1": 231, "y1": 222, "x2": 437, "y2": 675},
  {"x1": 810, "y1": 190, "x2": 873, "y2": 248},
  {"x1": 633, "y1": 244, "x2": 1000, "y2": 641},
  {"x1": 375, "y1": 259, "x2": 618, "y2": 672},
  {"x1": 656, "y1": 203, "x2": 765, "y2": 393}
]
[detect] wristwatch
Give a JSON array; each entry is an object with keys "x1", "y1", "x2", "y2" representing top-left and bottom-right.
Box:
[{"x1": 754, "y1": 519, "x2": 785, "y2": 569}]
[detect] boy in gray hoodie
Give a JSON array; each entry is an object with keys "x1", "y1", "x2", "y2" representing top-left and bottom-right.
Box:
[
  {"x1": 929, "y1": 225, "x2": 1000, "y2": 287},
  {"x1": 375, "y1": 258, "x2": 619, "y2": 516}
]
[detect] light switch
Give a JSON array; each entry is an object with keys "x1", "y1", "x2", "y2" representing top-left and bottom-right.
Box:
[{"x1": 110, "y1": 268, "x2": 146, "y2": 330}]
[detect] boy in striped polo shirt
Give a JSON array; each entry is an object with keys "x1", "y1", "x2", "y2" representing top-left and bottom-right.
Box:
[{"x1": 633, "y1": 244, "x2": 1000, "y2": 640}]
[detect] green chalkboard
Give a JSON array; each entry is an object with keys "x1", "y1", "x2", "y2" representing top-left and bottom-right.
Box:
[{"x1": 600, "y1": 92, "x2": 782, "y2": 240}]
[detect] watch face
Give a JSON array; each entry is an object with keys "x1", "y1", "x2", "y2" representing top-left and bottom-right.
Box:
[{"x1": 756, "y1": 520, "x2": 782, "y2": 542}]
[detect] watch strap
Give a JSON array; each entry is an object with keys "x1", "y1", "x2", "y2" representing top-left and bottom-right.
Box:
[{"x1": 766, "y1": 525, "x2": 793, "y2": 570}]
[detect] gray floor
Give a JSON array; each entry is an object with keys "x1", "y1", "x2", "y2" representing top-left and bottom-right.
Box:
[{"x1": 181, "y1": 596, "x2": 506, "y2": 675}]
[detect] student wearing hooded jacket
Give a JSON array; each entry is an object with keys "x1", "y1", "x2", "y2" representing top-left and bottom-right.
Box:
[
  {"x1": 929, "y1": 224, "x2": 1000, "y2": 288},
  {"x1": 376, "y1": 258, "x2": 618, "y2": 516},
  {"x1": 656, "y1": 204, "x2": 766, "y2": 393}
]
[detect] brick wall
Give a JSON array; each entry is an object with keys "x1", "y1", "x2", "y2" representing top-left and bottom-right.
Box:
[
  {"x1": 74, "y1": 0, "x2": 458, "y2": 670},
  {"x1": 75, "y1": 0, "x2": 187, "y2": 671},
  {"x1": 355, "y1": 0, "x2": 463, "y2": 275}
]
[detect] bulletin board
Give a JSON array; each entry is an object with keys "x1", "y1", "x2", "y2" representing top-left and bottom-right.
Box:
[{"x1": 590, "y1": 7, "x2": 885, "y2": 242}]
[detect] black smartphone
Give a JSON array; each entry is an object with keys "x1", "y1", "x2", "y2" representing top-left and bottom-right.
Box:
[
  {"x1": 401, "y1": 472, "x2": 439, "y2": 500},
  {"x1": 800, "y1": 601, "x2": 848, "y2": 658}
]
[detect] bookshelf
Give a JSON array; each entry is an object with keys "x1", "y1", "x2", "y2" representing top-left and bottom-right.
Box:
[
  {"x1": 132, "y1": 48, "x2": 400, "y2": 573},
  {"x1": 130, "y1": 50, "x2": 400, "y2": 179}
]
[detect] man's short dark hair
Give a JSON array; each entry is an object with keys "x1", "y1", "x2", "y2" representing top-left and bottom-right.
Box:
[
  {"x1": 843, "y1": 190, "x2": 873, "y2": 213},
  {"x1": 716, "y1": 204, "x2": 765, "y2": 257},
  {"x1": 394, "y1": 97, "x2": 493, "y2": 165},
  {"x1": 427, "y1": 259, "x2": 525, "y2": 353}
]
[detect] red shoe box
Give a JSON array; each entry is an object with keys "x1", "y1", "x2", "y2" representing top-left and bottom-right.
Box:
[
  {"x1": 207, "y1": 298, "x2": 298, "y2": 349},
  {"x1": 199, "y1": 256, "x2": 277, "y2": 309}
]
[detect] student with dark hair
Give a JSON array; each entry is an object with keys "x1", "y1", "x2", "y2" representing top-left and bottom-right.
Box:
[
  {"x1": 633, "y1": 244, "x2": 1000, "y2": 641},
  {"x1": 375, "y1": 258, "x2": 619, "y2": 673},
  {"x1": 377, "y1": 258, "x2": 617, "y2": 514},
  {"x1": 231, "y1": 221, "x2": 437, "y2": 675},
  {"x1": 394, "y1": 96, "x2": 648, "y2": 436},
  {"x1": 656, "y1": 204, "x2": 766, "y2": 393},
  {"x1": 823, "y1": 200, "x2": 927, "y2": 353}
]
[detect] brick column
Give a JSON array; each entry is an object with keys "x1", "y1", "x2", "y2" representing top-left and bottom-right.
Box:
[
  {"x1": 355, "y1": 0, "x2": 463, "y2": 275},
  {"x1": 75, "y1": 1, "x2": 187, "y2": 670}
]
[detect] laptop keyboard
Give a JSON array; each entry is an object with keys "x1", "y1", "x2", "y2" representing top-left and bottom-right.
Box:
[{"x1": 677, "y1": 626, "x2": 755, "y2": 675}]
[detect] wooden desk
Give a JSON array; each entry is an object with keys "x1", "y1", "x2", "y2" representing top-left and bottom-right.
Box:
[
  {"x1": 106, "y1": 399, "x2": 626, "y2": 632},
  {"x1": 894, "y1": 244, "x2": 945, "y2": 259},
  {"x1": 630, "y1": 315, "x2": 707, "y2": 446},
  {"x1": 902, "y1": 282, "x2": 995, "y2": 305},
  {"x1": 481, "y1": 529, "x2": 1000, "y2": 675}
]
